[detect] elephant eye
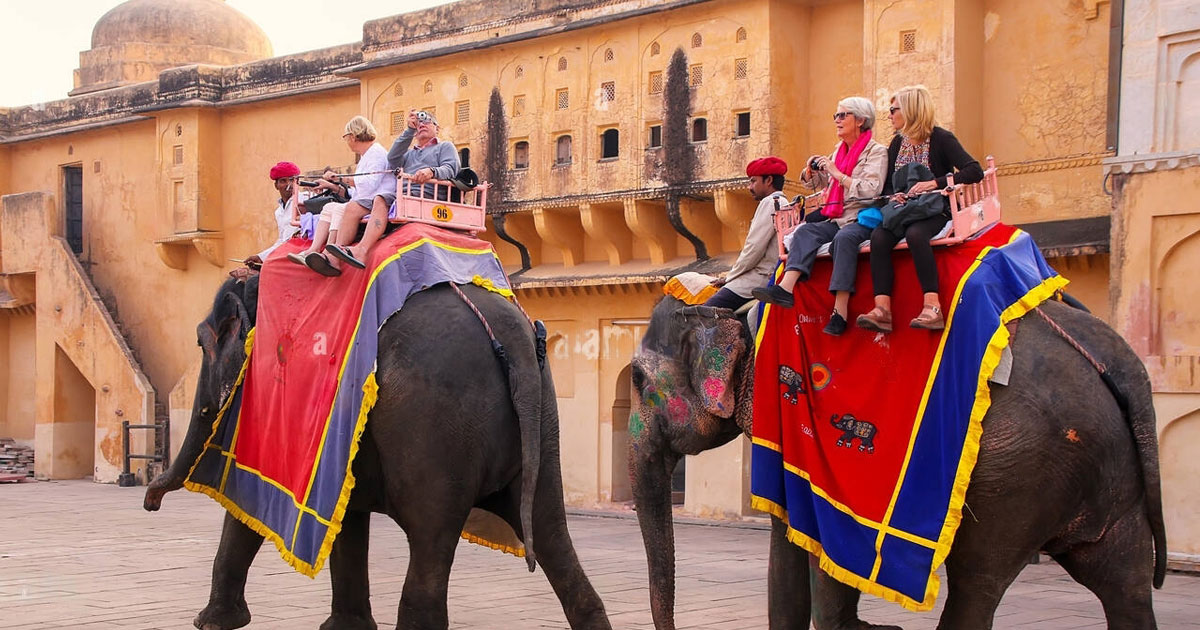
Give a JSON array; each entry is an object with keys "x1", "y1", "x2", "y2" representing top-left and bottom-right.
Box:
[{"x1": 630, "y1": 364, "x2": 646, "y2": 393}]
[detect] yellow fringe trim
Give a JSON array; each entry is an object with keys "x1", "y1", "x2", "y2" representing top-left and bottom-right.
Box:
[
  {"x1": 471, "y1": 274, "x2": 515, "y2": 298},
  {"x1": 459, "y1": 531, "x2": 527, "y2": 557},
  {"x1": 750, "y1": 235, "x2": 1071, "y2": 612}
]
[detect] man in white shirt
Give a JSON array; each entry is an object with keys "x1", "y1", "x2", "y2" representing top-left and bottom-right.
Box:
[
  {"x1": 703, "y1": 156, "x2": 789, "y2": 309},
  {"x1": 245, "y1": 161, "x2": 301, "y2": 267}
]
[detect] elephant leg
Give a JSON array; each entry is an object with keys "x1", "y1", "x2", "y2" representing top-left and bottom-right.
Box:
[
  {"x1": 936, "y1": 535, "x2": 1033, "y2": 629},
  {"x1": 194, "y1": 513, "x2": 264, "y2": 630},
  {"x1": 810, "y1": 565, "x2": 902, "y2": 630},
  {"x1": 1050, "y1": 507, "x2": 1158, "y2": 630},
  {"x1": 529, "y1": 472, "x2": 612, "y2": 629},
  {"x1": 321, "y1": 509, "x2": 377, "y2": 630},
  {"x1": 393, "y1": 503, "x2": 470, "y2": 630},
  {"x1": 767, "y1": 516, "x2": 810, "y2": 629}
]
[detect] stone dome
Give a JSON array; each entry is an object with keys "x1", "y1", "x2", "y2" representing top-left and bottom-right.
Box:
[
  {"x1": 91, "y1": 0, "x2": 272, "y2": 56},
  {"x1": 73, "y1": 0, "x2": 273, "y2": 95}
]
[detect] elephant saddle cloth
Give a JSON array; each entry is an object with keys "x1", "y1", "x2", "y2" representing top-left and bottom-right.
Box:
[
  {"x1": 750, "y1": 224, "x2": 1066, "y2": 611},
  {"x1": 185, "y1": 223, "x2": 521, "y2": 577}
]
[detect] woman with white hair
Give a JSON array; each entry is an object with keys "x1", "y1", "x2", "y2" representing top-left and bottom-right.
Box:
[
  {"x1": 856, "y1": 84, "x2": 983, "y2": 332},
  {"x1": 753, "y1": 96, "x2": 888, "y2": 336},
  {"x1": 289, "y1": 115, "x2": 396, "y2": 276}
]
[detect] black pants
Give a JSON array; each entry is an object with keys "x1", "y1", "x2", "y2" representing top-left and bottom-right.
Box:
[
  {"x1": 703, "y1": 287, "x2": 751, "y2": 310},
  {"x1": 869, "y1": 213, "x2": 949, "y2": 296}
]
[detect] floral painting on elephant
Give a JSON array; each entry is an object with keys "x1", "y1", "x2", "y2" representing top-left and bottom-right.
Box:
[
  {"x1": 750, "y1": 225, "x2": 1067, "y2": 611},
  {"x1": 185, "y1": 223, "x2": 519, "y2": 576}
]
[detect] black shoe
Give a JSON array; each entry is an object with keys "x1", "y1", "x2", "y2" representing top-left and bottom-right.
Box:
[
  {"x1": 751, "y1": 284, "x2": 794, "y2": 308},
  {"x1": 823, "y1": 311, "x2": 847, "y2": 336}
]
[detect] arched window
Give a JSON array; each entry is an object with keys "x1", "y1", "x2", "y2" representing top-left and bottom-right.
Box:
[
  {"x1": 650, "y1": 41, "x2": 660, "y2": 56},
  {"x1": 556, "y1": 135, "x2": 573, "y2": 165},
  {"x1": 423, "y1": 80, "x2": 433, "y2": 93},
  {"x1": 515, "y1": 65, "x2": 524, "y2": 78},
  {"x1": 691, "y1": 118, "x2": 708, "y2": 142},
  {"x1": 691, "y1": 32, "x2": 703, "y2": 48},
  {"x1": 735, "y1": 27, "x2": 747, "y2": 42},
  {"x1": 459, "y1": 147, "x2": 470, "y2": 168},
  {"x1": 393, "y1": 83, "x2": 404, "y2": 97},
  {"x1": 604, "y1": 48, "x2": 614, "y2": 62},
  {"x1": 600, "y1": 128, "x2": 619, "y2": 159},
  {"x1": 513, "y1": 141, "x2": 530, "y2": 169},
  {"x1": 458, "y1": 73, "x2": 468, "y2": 87},
  {"x1": 557, "y1": 57, "x2": 568, "y2": 71}
]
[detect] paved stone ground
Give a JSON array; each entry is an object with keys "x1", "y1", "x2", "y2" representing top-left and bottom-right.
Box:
[{"x1": 1, "y1": 481, "x2": 1198, "y2": 629}]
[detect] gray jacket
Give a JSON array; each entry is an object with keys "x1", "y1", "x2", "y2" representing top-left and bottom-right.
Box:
[{"x1": 388, "y1": 128, "x2": 460, "y2": 198}]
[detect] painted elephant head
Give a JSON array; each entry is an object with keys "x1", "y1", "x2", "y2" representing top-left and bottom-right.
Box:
[
  {"x1": 144, "y1": 275, "x2": 258, "y2": 511},
  {"x1": 628, "y1": 297, "x2": 754, "y2": 630}
]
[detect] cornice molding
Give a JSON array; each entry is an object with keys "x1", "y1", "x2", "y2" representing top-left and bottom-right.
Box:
[
  {"x1": 996, "y1": 152, "x2": 1113, "y2": 177},
  {"x1": 1103, "y1": 150, "x2": 1200, "y2": 175}
]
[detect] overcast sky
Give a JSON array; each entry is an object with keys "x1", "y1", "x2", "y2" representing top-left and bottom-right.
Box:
[{"x1": 2, "y1": 0, "x2": 452, "y2": 107}]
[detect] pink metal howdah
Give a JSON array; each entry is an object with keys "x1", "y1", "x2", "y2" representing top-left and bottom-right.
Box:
[
  {"x1": 774, "y1": 155, "x2": 1002, "y2": 260},
  {"x1": 389, "y1": 171, "x2": 490, "y2": 232},
  {"x1": 288, "y1": 170, "x2": 491, "y2": 234}
]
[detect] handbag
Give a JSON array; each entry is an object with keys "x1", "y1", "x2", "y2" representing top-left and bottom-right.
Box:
[{"x1": 301, "y1": 185, "x2": 349, "y2": 214}]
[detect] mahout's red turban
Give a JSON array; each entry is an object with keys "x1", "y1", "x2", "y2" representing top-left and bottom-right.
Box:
[
  {"x1": 746, "y1": 156, "x2": 787, "y2": 177},
  {"x1": 269, "y1": 161, "x2": 300, "y2": 180}
]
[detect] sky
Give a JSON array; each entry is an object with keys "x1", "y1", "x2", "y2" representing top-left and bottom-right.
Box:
[{"x1": 1, "y1": 0, "x2": 453, "y2": 107}]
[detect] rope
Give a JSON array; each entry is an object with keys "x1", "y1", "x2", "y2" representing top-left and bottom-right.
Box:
[{"x1": 1033, "y1": 306, "x2": 1106, "y2": 375}]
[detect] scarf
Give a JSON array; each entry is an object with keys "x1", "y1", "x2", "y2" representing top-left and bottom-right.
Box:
[{"x1": 821, "y1": 129, "x2": 873, "y2": 218}]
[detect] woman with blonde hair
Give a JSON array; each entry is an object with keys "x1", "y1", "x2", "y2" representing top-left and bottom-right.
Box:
[
  {"x1": 856, "y1": 85, "x2": 983, "y2": 332},
  {"x1": 290, "y1": 115, "x2": 396, "y2": 276}
]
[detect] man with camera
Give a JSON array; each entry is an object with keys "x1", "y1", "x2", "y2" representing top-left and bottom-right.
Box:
[{"x1": 702, "y1": 156, "x2": 789, "y2": 310}]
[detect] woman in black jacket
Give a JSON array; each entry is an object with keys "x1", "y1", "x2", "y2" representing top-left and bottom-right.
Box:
[{"x1": 856, "y1": 84, "x2": 983, "y2": 333}]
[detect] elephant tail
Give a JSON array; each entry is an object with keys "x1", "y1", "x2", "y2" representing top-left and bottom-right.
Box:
[
  {"x1": 491, "y1": 328, "x2": 541, "y2": 573},
  {"x1": 451, "y1": 283, "x2": 541, "y2": 571},
  {"x1": 1119, "y1": 368, "x2": 1167, "y2": 588}
]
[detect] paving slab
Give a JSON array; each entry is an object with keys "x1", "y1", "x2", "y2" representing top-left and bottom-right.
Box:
[{"x1": 1, "y1": 480, "x2": 1198, "y2": 629}]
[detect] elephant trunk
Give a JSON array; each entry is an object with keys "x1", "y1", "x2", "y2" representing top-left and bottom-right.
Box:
[
  {"x1": 144, "y1": 395, "x2": 213, "y2": 511},
  {"x1": 631, "y1": 442, "x2": 680, "y2": 630}
]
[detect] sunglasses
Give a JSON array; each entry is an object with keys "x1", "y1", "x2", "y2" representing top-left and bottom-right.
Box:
[
  {"x1": 833, "y1": 112, "x2": 852, "y2": 121},
  {"x1": 889, "y1": 106, "x2": 901, "y2": 115}
]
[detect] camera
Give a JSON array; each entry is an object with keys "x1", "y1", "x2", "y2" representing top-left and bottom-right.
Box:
[
  {"x1": 416, "y1": 110, "x2": 433, "y2": 124},
  {"x1": 809, "y1": 157, "x2": 824, "y2": 172}
]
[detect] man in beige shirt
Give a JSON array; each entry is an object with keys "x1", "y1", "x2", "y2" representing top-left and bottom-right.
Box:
[{"x1": 704, "y1": 156, "x2": 789, "y2": 310}]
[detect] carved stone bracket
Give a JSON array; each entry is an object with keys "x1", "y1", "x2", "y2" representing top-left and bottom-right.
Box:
[
  {"x1": 579, "y1": 202, "x2": 633, "y2": 266},
  {"x1": 0, "y1": 272, "x2": 36, "y2": 307},
  {"x1": 1082, "y1": 0, "x2": 1110, "y2": 20},
  {"x1": 153, "y1": 231, "x2": 225, "y2": 270},
  {"x1": 533, "y1": 207, "x2": 586, "y2": 267},
  {"x1": 623, "y1": 199, "x2": 676, "y2": 265}
]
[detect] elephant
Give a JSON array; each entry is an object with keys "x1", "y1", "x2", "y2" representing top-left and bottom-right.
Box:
[
  {"x1": 831, "y1": 413, "x2": 877, "y2": 453},
  {"x1": 144, "y1": 276, "x2": 611, "y2": 630},
  {"x1": 628, "y1": 296, "x2": 1166, "y2": 630}
]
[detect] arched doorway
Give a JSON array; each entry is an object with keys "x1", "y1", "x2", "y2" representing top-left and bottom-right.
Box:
[{"x1": 610, "y1": 364, "x2": 632, "y2": 502}]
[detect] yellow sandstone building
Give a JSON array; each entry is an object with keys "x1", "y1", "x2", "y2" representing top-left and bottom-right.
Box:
[{"x1": 0, "y1": 0, "x2": 1196, "y2": 568}]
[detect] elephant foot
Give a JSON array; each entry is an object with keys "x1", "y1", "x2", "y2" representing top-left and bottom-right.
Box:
[
  {"x1": 192, "y1": 601, "x2": 250, "y2": 630},
  {"x1": 830, "y1": 623, "x2": 902, "y2": 630},
  {"x1": 144, "y1": 473, "x2": 185, "y2": 511},
  {"x1": 319, "y1": 613, "x2": 377, "y2": 630}
]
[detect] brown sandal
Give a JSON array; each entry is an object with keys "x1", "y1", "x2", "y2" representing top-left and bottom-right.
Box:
[
  {"x1": 855, "y1": 306, "x2": 893, "y2": 333},
  {"x1": 910, "y1": 304, "x2": 945, "y2": 330}
]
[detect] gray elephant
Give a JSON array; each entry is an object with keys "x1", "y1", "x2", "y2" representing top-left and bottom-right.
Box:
[
  {"x1": 831, "y1": 413, "x2": 877, "y2": 453},
  {"x1": 144, "y1": 276, "x2": 611, "y2": 630},
  {"x1": 628, "y1": 297, "x2": 1165, "y2": 629}
]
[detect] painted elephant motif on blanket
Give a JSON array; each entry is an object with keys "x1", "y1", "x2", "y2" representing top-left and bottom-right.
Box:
[{"x1": 831, "y1": 413, "x2": 877, "y2": 453}]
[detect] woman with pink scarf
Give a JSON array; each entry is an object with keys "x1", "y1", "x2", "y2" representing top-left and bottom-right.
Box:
[{"x1": 753, "y1": 96, "x2": 887, "y2": 335}]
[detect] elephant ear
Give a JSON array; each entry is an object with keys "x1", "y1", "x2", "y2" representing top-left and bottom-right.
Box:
[{"x1": 686, "y1": 317, "x2": 746, "y2": 418}]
